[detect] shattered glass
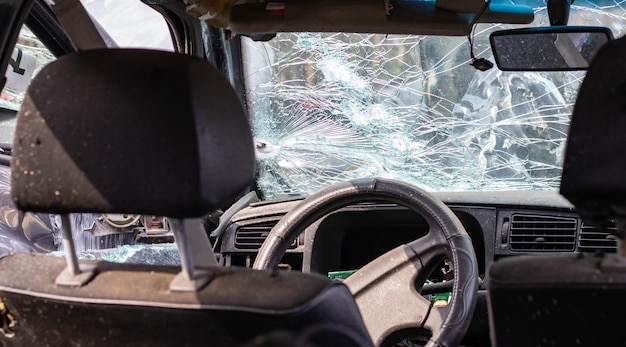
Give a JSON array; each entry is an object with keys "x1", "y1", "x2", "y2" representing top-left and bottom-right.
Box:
[
  {"x1": 51, "y1": 244, "x2": 180, "y2": 266},
  {"x1": 49, "y1": 214, "x2": 140, "y2": 254},
  {"x1": 244, "y1": 1, "x2": 626, "y2": 199}
]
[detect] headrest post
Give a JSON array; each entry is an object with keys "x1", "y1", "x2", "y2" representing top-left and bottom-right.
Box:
[
  {"x1": 170, "y1": 218, "x2": 215, "y2": 292},
  {"x1": 55, "y1": 214, "x2": 97, "y2": 287},
  {"x1": 172, "y1": 218, "x2": 195, "y2": 281},
  {"x1": 61, "y1": 214, "x2": 80, "y2": 276}
]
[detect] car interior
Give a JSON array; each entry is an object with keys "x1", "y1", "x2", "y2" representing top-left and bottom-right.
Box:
[{"x1": 0, "y1": 0, "x2": 625, "y2": 346}]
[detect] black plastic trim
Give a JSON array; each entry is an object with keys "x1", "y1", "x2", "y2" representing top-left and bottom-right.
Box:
[
  {"x1": 144, "y1": 0, "x2": 204, "y2": 57},
  {"x1": 24, "y1": 0, "x2": 74, "y2": 57}
]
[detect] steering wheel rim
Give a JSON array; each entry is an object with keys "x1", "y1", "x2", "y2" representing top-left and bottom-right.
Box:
[{"x1": 253, "y1": 178, "x2": 479, "y2": 347}]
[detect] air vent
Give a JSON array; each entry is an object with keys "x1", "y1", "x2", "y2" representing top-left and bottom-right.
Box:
[
  {"x1": 578, "y1": 221, "x2": 618, "y2": 253},
  {"x1": 509, "y1": 214, "x2": 577, "y2": 251},
  {"x1": 234, "y1": 220, "x2": 297, "y2": 250}
]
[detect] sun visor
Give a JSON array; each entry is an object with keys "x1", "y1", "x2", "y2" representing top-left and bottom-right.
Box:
[{"x1": 229, "y1": 0, "x2": 533, "y2": 36}]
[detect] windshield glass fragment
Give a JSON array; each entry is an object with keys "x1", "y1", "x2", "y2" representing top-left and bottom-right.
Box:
[{"x1": 243, "y1": 1, "x2": 626, "y2": 199}]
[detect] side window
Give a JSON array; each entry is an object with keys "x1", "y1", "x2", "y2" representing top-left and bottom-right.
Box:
[
  {"x1": 0, "y1": 26, "x2": 55, "y2": 143},
  {"x1": 1, "y1": 26, "x2": 55, "y2": 113},
  {"x1": 1, "y1": 0, "x2": 173, "y2": 144},
  {"x1": 0, "y1": 1, "x2": 176, "y2": 261},
  {"x1": 2, "y1": 0, "x2": 174, "y2": 112}
]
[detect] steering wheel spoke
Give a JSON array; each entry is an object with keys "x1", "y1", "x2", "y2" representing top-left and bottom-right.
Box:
[
  {"x1": 343, "y1": 244, "x2": 434, "y2": 345},
  {"x1": 406, "y1": 230, "x2": 451, "y2": 278}
]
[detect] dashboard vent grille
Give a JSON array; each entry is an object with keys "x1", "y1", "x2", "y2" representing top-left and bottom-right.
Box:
[
  {"x1": 234, "y1": 220, "x2": 296, "y2": 250},
  {"x1": 578, "y1": 221, "x2": 618, "y2": 253},
  {"x1": 509, "y1": 214, "x2": 577, "y2": 251}
]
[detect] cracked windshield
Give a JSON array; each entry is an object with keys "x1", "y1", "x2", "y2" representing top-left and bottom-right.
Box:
[{"x1": 244, "y1": 0, "x2": 626, "y2": 199}]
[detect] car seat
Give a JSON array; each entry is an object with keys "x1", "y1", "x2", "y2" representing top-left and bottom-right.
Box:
[
  {"x1": 487, "y1": 35, "x2": 626, "y2": 347},
  {"x1": 0, "y1": 48, "x2": 373, "y2": 347}
]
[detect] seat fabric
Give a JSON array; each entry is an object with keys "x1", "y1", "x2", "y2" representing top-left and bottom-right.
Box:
[{"x1": 0, "y1": 253, "x2": 372, "y2": 346}]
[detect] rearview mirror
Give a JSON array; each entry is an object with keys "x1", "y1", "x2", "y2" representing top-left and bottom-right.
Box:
[{"x1": 490, "y1": 26, "x2": 613, "y2": 71}]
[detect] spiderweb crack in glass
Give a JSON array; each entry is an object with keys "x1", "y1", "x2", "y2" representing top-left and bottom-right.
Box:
[
  {"x1": 244, "y1": 1, "x2": 625, "y2": 199},
  {"x1": 246, "y1": 40, "x2": 564, "y2": 196},
  {"x1": 1, "y1": 2, "x2": 625, "y2": 203}
]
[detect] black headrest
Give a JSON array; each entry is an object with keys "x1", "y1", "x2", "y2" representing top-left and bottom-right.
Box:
[
  {"x1": 560, "y1": 36, "x2": 626, "y2": 223},
  {"x1": 11, "y1": 49, "x2": 255, "y2": 218}
]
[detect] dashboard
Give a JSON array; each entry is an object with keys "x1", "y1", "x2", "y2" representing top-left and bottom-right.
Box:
[
  {"x1": 219, "y1": 190, "x2": 617, "y2": 278},
  {"x1": 218, "y1": 190, "x2": 617, "y2": 345}
]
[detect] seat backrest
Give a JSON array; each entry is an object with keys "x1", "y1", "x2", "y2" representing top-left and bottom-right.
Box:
[
  {"x1": 488, "y1": 35, "x2": 626, "y2": 347},
  {"x1": 560, "y1": 35, "x2": 626, "y2": 225}
]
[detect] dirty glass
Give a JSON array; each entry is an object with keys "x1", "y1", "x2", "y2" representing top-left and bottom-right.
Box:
[{"x1": 243, "y1": 1, "x2": 626, "y2": 199}]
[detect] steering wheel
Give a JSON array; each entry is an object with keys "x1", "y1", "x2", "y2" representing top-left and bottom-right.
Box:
[{"x1": 253, "y1": 178, "x2": 479, "y2": 347}]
